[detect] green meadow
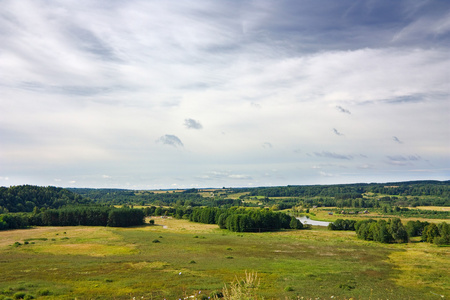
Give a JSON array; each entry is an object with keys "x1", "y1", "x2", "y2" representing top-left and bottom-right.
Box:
[{"x1": 0, "y1": 217, "x2": 448, "y2": 300}]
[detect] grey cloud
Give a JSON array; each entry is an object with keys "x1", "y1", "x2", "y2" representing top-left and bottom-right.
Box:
[
  {"x1": 251, "y1": 102, "x2": 262, "y2": 109},
  {"x1": 197, "y1": 171, "x2": 252, "y2": 181},
  {"x1": 386, "y1": 155, "x2": 422, "y2": 166},
  {"x1": 393, "y1": 136, "x2": 403, "y2": 144},
  {"x1": 314, "y1": 151, "x2": 353, "y2": 160},
  {"x1": 336, "y1": 106, "x2": 351, "y2": 114},
  {"x1": 333, "y1": 128, "x2": 344, "y2": 136},
  {"x1": 65, "y1": 24, "x2": 119, "y2": 61},
  {"x1": 184, "y1": 118, "x2": 203, "y2": 130},
  {"x1": 385, "y1": 94, "x2": 424, "y2": 104},
  {"x1": 157, "y1": 135, "x2": 184, "y2": 147},
  {"x1": 262, "y1": 142, "x2": 273, "y2": 149}
]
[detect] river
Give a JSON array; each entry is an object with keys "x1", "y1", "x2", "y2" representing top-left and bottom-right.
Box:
[{"x1": 296, "y1": 216, "x2": 331, "y2": 227}]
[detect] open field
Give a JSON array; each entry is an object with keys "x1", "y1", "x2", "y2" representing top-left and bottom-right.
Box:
[{"x1": 0, "y1": 218, "x2": 448, "y2": 299}]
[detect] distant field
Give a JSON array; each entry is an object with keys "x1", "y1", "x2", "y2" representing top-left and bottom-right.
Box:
[
  {"x1": 0, "y1": 218, "x2": 448, "y2": 299},
  {"x1": 413, "y1": 206, "x2": 450, "y2": 211}
]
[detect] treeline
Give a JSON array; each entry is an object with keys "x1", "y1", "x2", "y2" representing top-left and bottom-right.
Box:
[
  {"x1": 355, "y1": 218, "x2": 409, "y2": 243},
  {"x1": 187, "y1": 207, "x2": 303, "y2": 232},
  {"x1": 0, "y1": 185, "x2": 91, "y2": 213},
  {"x1": 0, "y1": 206, "x2": 144, "y2": 230},
  {"x1": 245, "y1": 180, "x2": 449, "y2": 197},
  {"x1": 68, "y1": 188, "x2": 241, "y2": 207},
  {"x1": 327, "y1": 219, "x2": 357, "y2": 231},
  {"x1": 328, "y1": 218, "x2": 450, "y2": 245},
  {"x1": 241, "y1": 180, "x2": 450, "y2": 207}
]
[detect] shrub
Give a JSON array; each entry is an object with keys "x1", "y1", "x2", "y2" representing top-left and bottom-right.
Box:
[
  {"x1": 12, "y1": 292, "x2": 26, "y2": 299},
  {"x1": 152, "y1": 239, "x2": 160, "y2": 243},
  {"x1": 37, "y1": 289, "x2": 50, "y2": 296},
  {"x1": 284, "y1": 286, "x2": 294, "y2": 292}
]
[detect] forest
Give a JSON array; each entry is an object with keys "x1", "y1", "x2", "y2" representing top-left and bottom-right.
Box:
[{"x1": 0, "y1": 181, "x2": 448, "y2": 240}]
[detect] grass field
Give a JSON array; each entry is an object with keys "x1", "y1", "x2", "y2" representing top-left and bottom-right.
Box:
[{"x1": 0, "y1": 217, "x2": 448, "y2": 299}]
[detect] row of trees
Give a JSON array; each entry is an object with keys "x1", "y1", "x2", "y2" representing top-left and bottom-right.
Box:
[
  {"x1": 242, "y1": 181, "x2": 450, "y2": 206},
  {"x1": 328, "y1": 219, "x2": 357, "y2": 231},
  {"x1": 353, "y1": 218, "x2": 450, "y2": 245},
  {"x1": 245, "y1": 180, "x2": 449, "y2": 198},
  {"x1": 355, "y1": 218, "x2": 409, "y2": 243},
  {"x1": 188, "y1": 207, "x2": 303, "y2": 232},
  {"x1": 0, "y1": 206, "x2": 144, "y2": 230}
]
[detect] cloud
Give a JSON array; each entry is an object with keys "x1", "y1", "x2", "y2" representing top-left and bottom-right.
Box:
[
  {"x1": 197, "y1": 171, "x2": 252, "y2": 181},
  {"x1": 386, "y1": 155, "x2": 422, "y2": 166},
  {"x1": 333, "y1": 128, "x2": 344, "y2": 136},
  {"x1": 393, "y1": 136, "x2": 403, "y2": 144},
  {"x1": 157, "y1": 135, "x2": 184, "y2": 147},
  {"x1": 184, "y1": 118, "x2": 203, "y2": 130},
  {"x1": 251, "y1": 102, "x2": 262, "y2": 109},
  {"x1": 314, "y1": 151, "x2": 353, "y2": 160},
  {"x1": 336, "y1": 106, "x2": 351, "y2": 114},
  {"x1": 0, "y1": 1, "x2": 449, "y2": 188},
  {"x1": 319, "y1": 171, "x2": 334, "y2": 177},
  {"x1": 262, "y1": 142, "x2": 273, "y2": 149}
]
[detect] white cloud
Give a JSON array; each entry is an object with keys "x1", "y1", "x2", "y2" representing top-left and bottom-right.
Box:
[{"x1": 0, "y1": 0, "x2": 449, "y2": 188}]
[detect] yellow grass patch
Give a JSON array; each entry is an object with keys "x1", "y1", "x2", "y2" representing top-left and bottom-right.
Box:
[
  {"x1": 387, "y1": 244, "x2": 450, "y2": 291},
  {"x1": 142, "y1": 217, "x2": 219, "y2": 233},
  {"x1": 413, "y1": 206, "x2": 450, "y2": 211},
  {"x1": 0, "y1": 226, "x2": 136, "y2": 256},
  {"x1": 128, "y1": 261, "x2": 170, "y2": 270},
  {"x1": 33, "y1": 243, "x2": 136, "y2": 256}
]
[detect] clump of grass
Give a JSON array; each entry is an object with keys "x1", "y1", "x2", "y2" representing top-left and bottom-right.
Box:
[
  {"x1": 24, "y1": 238, "x2": 47, "y2": 242},
  {"x1": 37, "y1": 289, "x2": 50, "y2": 296},
  {"x1": 12, "y1": 242, "x2": 21, "y2": 248},
  {"x1": 12, "y1": 291, "x2": 27, "y2": 299},
  {"x1": 225, "y1": 256, "x2": 233, "y2": 259},
  {"x1": 152, "y1": 239, "x2": 161, "y2": 243},
  {"x1": 284, "y1": 286, "x2": 294, "y2": 292},
  {"x1": 226, "y1": 248, "x2": 232, "y2": 251},
  {"x1": 219, "y1": 271, "x2": 260, "y2": 300},
  {"x1": 189, "y1": 260, "x2": 196, "y2": 264}
]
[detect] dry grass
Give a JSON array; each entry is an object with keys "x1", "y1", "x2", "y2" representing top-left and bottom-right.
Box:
[
  {"x1": 145, "y1": 217, "x2": 219, "y2": 232},
  {"x1": 413, "y1": 206, "x2": 450, "y2": 211},
  {"x1": 220, "y1": 271, "x2": 261, "y2": 300},
  {"x1": 387, "y1": 243, "x2": 450, "y2": 292}
]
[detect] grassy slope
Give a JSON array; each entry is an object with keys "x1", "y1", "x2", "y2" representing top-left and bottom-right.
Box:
[{"x1": 0, "y1": 218, "x2": 448, "y2": 299}]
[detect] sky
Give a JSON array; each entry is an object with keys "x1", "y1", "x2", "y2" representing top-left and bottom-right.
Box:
[{"x1": 1, "y1": 0, "x2": 449, "y2": 189}]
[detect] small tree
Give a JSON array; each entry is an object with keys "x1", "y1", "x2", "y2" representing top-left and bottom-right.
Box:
[{"x1": 290, "y1": 217, "x2": 303, "y2": 229}]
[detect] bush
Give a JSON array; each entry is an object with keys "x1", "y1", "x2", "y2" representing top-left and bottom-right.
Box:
[
  {"x1": 152, "y1": 239, "x2": 160, "y2": 243},
  {"x1": 12, "y1": 292, "x2": 26, "y2": 299},
  {"x1": 37, "y1": 289, "x2": 50, "y2": 296}
]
